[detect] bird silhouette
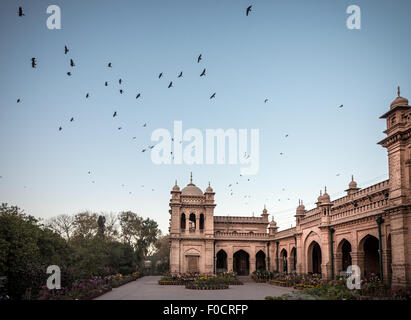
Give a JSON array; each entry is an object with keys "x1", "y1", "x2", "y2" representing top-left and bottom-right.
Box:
[
  {"x1": 64, "y1": 45, "x2": 69, "y2": 54},
  {"x1": 70, "y1": 117, "x2": 74, "y2": 122},
  {"x1": 246, "y1": 5, "x2": 252, "y2": 16},
  {"x1": 108, "y1": 62, "x2": 112, "y2": 68},
  {"x1": 142, "y1": 123, "x2": 147, "y2": 127},
  {"x1": 285, "y1": 134, "x2": 289, "y2": 138},
  {"x1": 31, "y1": 58, "x2": 37, "y2": 68},
  {"x1": 67, "y1": 72, "x2": 72, "y2": 76},
  {"x1": 113, "y1": 111, "x2": 117, "y2": 117},
  {"x1": 159, "y1": 72, "x2": 163, "y2": 79},
  {"x1": 119, "y1": 89, "x2": 123, "y2": 94},
  {"x1": 18, "y1": 7, "x2": 24, "y2": 17},
  {"x1": 118, "y1": 127, "x2": 122, "y2": 130},
  {"x1": 178, "y1": 71, "x2": 183, "y2": 78},
  {"x1": 136, "y1": 93, "x2": 141, "y2": 99},
  {"x1": 200, "y1": 68, "x2": 206, "y2": 77},
  {"x1": 142, "y1": 149, "x2": 146, "y2": 153},
  {"x1": 59, "y1": 126, "x2": 62, "y2": 131},
  {"x1": 168, "y1": 81, "x2": 173, "y2": 88},
  {"x1": 86, "y1": 93, "x2": 89, "y2": 98},
  {"x1": 339, "y1": 104, "x2": 343, "y2": 108},
  {"x1": 264, "y1": 99, "x2": 268, "y2": 103},
  {"x1": 210, "y1": 93, "x2": 216, "y2": 99},
  {"x1": 119, "y1": 79, "x2": 122, "y2": 84},
  {"x1": 17, "y1": 99, "x2": 21, "y2": 103},
  {"x1": 70, "y1": 59, "x2": 75, "y2": 67},
  {"x1": 88, "y1": 171, "x2": 91, "y2": 174},
  {"x1": 197, "y1": 54, "x2": 202, "y2": 63},
  {"x1": 105, "y1": 81, "x2": 108, "y2": 86}
]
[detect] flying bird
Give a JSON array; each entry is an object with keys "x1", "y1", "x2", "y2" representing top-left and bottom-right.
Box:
[
  {"x1": 142, "y1": 123, "x2": 147, "y2": 127},
  {"x1": 64, "y1": 45, "x2": 69, "y2": 54},
  {"x1": 264, "y1": 99, "x2": 268, "y2": 103},
  {"x1": 168, "y1": 81, "x2": 173, "y2": 88},
  {"x1": 285, "y1": 134, "x2": 289, "y2": 138},
  {"x1": 18, "y1": 7, "x2": 24, "y2": 17},
  {"x1": 118, "y1": 127, "x2": 122, "y2": 130},
  {"x1": 200, "y1": 68, "x2": 206, "y2": 77},
  {"x1": 246, "y1": 5, "x2": 252, "y2": 16},
  {"x1": 70, "y1": 117, "x2": 74, "y2": 122},
  {"x1": 17, "y1": 99, "x2": 21, "y2": 103},
  {"x1": 67, "y1": 72, "x2": 72, "y2": 76},
  {"x1": 136, "y1": 93, "x2": 141, "y2": 99},
  {"x1": 31, "y1": 58, "x2": 37, "y2": 68},
  {"x1": 70, "y1": 59, "x2": 75, "y2": 67},
  {"x1": 119, "y1": 89, "x2": 123, "y2": 94},
  {"x1": 108, "y1": 62, "x2": 112, "y2": 68},
  {"x1": 158, "y1": 72, "x2": 163, "y2": 79},
  {"x1": 105, "y1": 81, "x2": 108, "y2": 86},
  {"x1": 178, "y1": 71, "x2": 183, "y2": 78},
  {"x1": 142, "y1": 149, "x2": 146, "y2": 153},
  {"x1": 197, "y1": 54, "x2": 202, "y2": 63},
  {"x1": 339, "y1": 104, "x2": 343, "y2": 108},
  {"x1": 88, "y1": 171, "x2": 91, "y2": 174},
  {"x1": 210, "y1": 93, "x2": 216, "y2": 99},
  {"x1": 119, "y1": 79, "x2": 122, "y2": 84},
  {"x1": 86, "y1": 93, "x2": 89, "y2": 98},
  {"x1": 58, "y1": 126, "x2": 62, "y2": 131},
  {"x1": 113, "y1": 111, "x2": 117, "y2": 117}
]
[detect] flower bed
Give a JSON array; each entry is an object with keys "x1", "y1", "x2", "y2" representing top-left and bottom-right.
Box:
[
  {"x1": 269, "y1": 280, "x2": 293, "y2": 287},
  {"x1": 158, "y1": 280, "x2": 186, "y2": 285},
  {"x1": 158, "y1": 272, "x2": 243, "y2": 286},
  {"x1": 185, "y1": 283, "x2": 229, "y2": 290},
  {"x1": 251, "y1": 270, "x2": 272, "y2": 283},
  {"x1": 35, "y1": 272, "x2": 142, "y2": 300}
]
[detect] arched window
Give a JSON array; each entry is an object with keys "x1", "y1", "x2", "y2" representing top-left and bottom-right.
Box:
[{"x1": 180, "y1": 213, "x2": 186, "y2": 231}]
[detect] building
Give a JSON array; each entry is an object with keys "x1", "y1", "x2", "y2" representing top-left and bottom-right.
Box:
[{"x1": 169, "y1": 88, "x2": 411, "y2": 290}]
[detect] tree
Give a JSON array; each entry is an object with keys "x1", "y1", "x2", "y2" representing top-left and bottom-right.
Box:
[{"x1": 46, "y1": 214, "x2": 75, "y2": 241}]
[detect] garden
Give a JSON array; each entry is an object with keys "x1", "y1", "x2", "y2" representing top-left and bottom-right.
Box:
[
  {"x1": 29, "y1": 272, "x2": 142, "y2": 300},
  {"x1": 266, "y1": 273, "x2": 411, "y2": 300},
  {"x1": 158, "y1": 272, "x2": 243, "y2": 290}
]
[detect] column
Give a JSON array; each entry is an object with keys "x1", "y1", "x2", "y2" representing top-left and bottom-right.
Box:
[
  {"x1": 185, "y1": 217, "x2": 189, "y2": 234},
  {"x1": 195, "y1": 215, "x2": 200, "y2": 233}
]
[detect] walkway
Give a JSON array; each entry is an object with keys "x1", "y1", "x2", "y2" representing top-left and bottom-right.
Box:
[{"x1": 95, "y1": 276, "x2": 294, "y2": 300}]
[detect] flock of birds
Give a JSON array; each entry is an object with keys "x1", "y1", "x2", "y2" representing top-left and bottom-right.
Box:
[{"x1": 8, "y1": 4, "x2": 348, "y2": 220}]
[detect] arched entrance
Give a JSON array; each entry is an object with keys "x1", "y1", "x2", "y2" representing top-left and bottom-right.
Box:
[
  {"x1": 340, "y1": 239, "x2": 352, "y2": 272},
  {"x1": 256, "y1": 250, "x2": 266, "y2": 271},
  {"x1": 233, "y1": 250, "x2": 249, "y2": 275},
  {"x1": 290, "y1": 248, "x2": 296, "y2": 272},
  {"x1": 280, "y1": 249, "x2": 288, "y2": 274},
  {"x1": 216, "y1": 250, "x2": 227, "y2": 273},
  {"x1": 361, "y1": 235, "x2": 380, "y2": 277},
  {"x1": 308, "y1": 241, "x2": 322, "y2": 274}
]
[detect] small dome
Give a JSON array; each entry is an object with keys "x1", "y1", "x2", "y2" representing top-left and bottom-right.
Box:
[
  {"x1": 317, "y1": 191, "x2": 323, "y2": 203},
  {"x1": 262, "y1": 205, "x2": 268, "y2": 215},
  {"x1": 349, "y1": 175, "x2": 357, "y2": 189},
  {"x1": 269, "y1": 218, "x2": 277, "y2": 228},
  {"x1": 296, "y1": 200, "x2": 305, "y2": 214},
  {"x1": 205, "y1": 182, "x2": 213, "y2": 193},
  {"x1": 322, "y1": 187, "x2": 330, "y2": 203},
  {"x1": 390, "y1": 86, "x2": 409, "y2": 109},
  {"x1": 172, "y1": 180, "x2": 180, "y2": 191}
]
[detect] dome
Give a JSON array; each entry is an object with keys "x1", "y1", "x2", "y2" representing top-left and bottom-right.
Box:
[
  {"x1": 348, "y1": 175, "x2": 357, "y2": 189},
  {"x1": 322, "y1": 187, "x2": 330, "y2": 203},
  {"x1": 181, "y1": 173, "x2": 204, "y2": 196},
  {"x1": 172, "y1": 180, "x2": 180, "y2": 191},
  {"x1": 296, "y1": 200, "x2": 305, "y2": 214},
  {"x1": 205, "y1": 182, "x2": 213, "y2": 193},
  {"x1": 317, "y1": 191, "x2": 323, "y2": 203},
  {"x1": 181, "y1": 183, "x2": 204, "y2": 196},
  {"x1": 262, "y1": 205, "x2": 268, "y2": 215},
  {"x1": 269, "y1": 218, "x2": 277, "y2": 228},
  {"x1": 390, "y1": 86, "x2": 409, "y2": 109}
]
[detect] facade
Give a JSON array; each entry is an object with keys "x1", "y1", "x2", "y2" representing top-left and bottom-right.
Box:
[{"x1": 169, "y1": 88, "x2": 411, "y2": 289}]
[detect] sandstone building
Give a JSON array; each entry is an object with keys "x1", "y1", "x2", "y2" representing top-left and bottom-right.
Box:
[{"x1": 169, "y1": 88, "x2": 411, "y2": 289}]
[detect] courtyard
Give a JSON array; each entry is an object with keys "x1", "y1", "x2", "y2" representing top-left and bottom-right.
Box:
[{"x1": 94, "y1": 276, "x2": 294, "y2": 300}]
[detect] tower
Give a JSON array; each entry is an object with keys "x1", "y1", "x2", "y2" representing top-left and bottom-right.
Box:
[
  {"x1": 169, "y1": 173, "x2": 216, "y2": 274},
  {"x1": 378, "y1": 87, "x2": 411, "y2": 289}
]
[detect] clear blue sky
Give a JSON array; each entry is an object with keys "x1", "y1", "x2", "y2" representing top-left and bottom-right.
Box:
[{"x1": 1, "y1": 0, "x2": 410, "y2": 233}]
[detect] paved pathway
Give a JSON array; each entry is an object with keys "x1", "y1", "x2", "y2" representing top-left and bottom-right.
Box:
[{"x1": 95, "y1": 276, "x2": 294, "y2": 300}]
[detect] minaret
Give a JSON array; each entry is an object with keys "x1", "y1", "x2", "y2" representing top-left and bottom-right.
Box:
[
  {"x1": 345, "y1": 175, "x2": 360, "y2": 196},
  {"x1": 295, "y1": 199, "x2": 306, "y2": 225}
]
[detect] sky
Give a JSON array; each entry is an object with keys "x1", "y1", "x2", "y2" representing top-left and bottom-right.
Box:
[{"x1": 1, "y1": 0, "x2": 411, "y2": 234}]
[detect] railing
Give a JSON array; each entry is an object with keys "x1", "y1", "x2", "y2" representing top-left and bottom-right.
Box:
[
  {"x1": 214, "y1": 216, "x2": 267, "y2": 223},
  {"x1": 330, "y1": 199, "x2": 389, "y2": 221},
  {"x1": 214, "y1": 231, "x2": 270, "y2": 239}
]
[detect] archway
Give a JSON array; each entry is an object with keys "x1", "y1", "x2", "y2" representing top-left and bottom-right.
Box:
[
  {"x1": 361, "y1": 235, "x2": 380, "y2": 277},
  {"x1": 199, "y1": 214, "x2": 204, "y2": 230},
  {"x1": 233, "y1": 250, "x2": 249, "y2": 275},
  {"x1": 280, "y1": 249, "x2": 288, "y2": 274},
  {"x1": 180, "y1": 213, "x2": 186, "y2": 231},
  {"x1": 340, "y1": 239, "x2": 352, "y2": 272},
  {"x1": 290, "y1": 248, "x2": 296, "y2": 272},
  {"x1": 189, "y1": 213, "x2": 196, "y2": 231},
  {"x1": 216, "y1": 250, "x2": 227, "y2": 273},
  {"x1": 308, "y1": 241, "x2": 322, "y2": 274},
  {"x1": 256, "y1": 250, "x2": 266, "y2": 271}
]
